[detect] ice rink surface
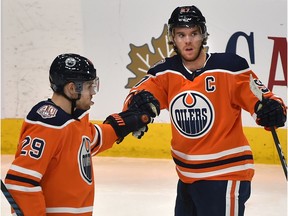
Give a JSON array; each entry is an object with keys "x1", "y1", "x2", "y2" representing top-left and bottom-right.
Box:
[{"x1": 1, "y1": 155, "x2": 287, "y2": 216}]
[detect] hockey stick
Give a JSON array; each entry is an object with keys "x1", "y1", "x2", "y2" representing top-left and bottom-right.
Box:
[
  {"x1": 1, "y1": 179, "x2": 24, "y2": 216},
  {"x1": 249, "y1": 74, "x2": 287, "y2": 180}
]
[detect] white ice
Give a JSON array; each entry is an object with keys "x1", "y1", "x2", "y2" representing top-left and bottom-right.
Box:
[{"x1": 1, "y1": 155, "x2": 287, "y2": 216}]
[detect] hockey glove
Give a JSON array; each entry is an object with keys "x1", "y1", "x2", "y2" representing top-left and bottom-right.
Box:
[
  {"x1": 132, "y1": 126, "x2": 148, "y2": 139},
  {"x1": 104, "y1": 110, "x2": 151, "y2": 143},
  {"x1": 255, "y1": 98, "x2": 287, "y2": 129},
  {"x1": 127, "y1": 90, "x2": 160, "y2": 139},
  {"x1": 127, "y1": 90, "x2": 160, "y2": 117}
]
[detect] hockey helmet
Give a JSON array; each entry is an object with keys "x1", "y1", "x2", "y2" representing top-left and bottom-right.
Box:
[
  {"x1": 168, "y1": 5, "x2": 207, "y2": 37},
  {"x1": 49, "y1": 53, "x2": 97, "y2": 93}
]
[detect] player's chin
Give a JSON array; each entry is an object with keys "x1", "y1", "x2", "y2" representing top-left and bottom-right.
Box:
[
  {"x1": 180, "y1": 51, "x2": 196, "y2": 61},
  {"x1": 87, "y1": 102, "x2": 94, "y2": 109},
  {"x1": 78, "y1": 102, "x2": 93, "y2": 111},
  {"x1": 83, "y1": 105, "x2": 92, "y2": 111},
  {"x1": 88, "y1": 101, "x2": 95, "y2": 109}
]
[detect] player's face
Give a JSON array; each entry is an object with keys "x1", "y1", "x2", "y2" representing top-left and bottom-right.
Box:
[
  {"x1": 76, "y1": 78, "x2": 99, "y2": 110},
  {"x1": 172, "y1": 26, "x2": 204, "y2": 62}
]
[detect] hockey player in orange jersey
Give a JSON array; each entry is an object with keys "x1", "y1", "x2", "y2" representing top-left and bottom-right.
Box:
[
  {"x1": 4, "y1": 53, "x2": 159, "y2": 215},
  {"x1": 123, "y1": 5, "x2": 287, "y2": 216}
]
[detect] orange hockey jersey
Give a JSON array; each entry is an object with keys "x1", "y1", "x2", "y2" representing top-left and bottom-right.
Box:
[
  {"x1": 5, "y1": 99, "x2": 117, "y2": 215},
  {"x1": 125, "y1": 52, "x2": 283, "y2": 183}
]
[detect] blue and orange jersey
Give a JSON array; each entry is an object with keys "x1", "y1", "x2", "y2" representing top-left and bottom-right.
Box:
[
  {"x1": 124, "y1": 52, "x2": 283, "y2": 183},
  {"x1": 4, "y1": 99, "x2": 117, "y2": 215}
]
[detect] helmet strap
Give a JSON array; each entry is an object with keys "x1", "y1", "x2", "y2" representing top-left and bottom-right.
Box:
[
  {"x1": 60, "y1": 91, "x2": 81, "y2": 119},
  {"x1": 63, "y1": 82, "x2": 83, "y2": 118},
  {"x1": 70, "y1": 93, "x2": 82, "y2": 119},
  {"x1": 71, "y1": 99, "x2": 77, "y2": 118}
]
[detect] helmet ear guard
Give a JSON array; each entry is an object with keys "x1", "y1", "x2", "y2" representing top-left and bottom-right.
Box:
[{"x1": 74, "y1": 81, "x2": 84, "y2": 93}]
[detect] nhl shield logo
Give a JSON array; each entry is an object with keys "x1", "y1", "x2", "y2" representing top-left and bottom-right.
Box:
[
  {"x1": 78, "y1": 136, "x2": 92, "y2": 184},
  {"x1": 170, "y1": 91, "x2": 214, "y2": 138}
]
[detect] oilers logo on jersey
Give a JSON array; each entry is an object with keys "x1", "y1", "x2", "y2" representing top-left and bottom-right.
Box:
[
  {"x1": 78, "y1": 136, "x2": 92, "y2": 184},
  {"x1": 170, "y1": 91, "x2": 214, "y2": 138}
]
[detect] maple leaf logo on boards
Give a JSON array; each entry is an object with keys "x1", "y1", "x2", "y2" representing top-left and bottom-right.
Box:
[{"x1": 125, "y1": 24, "x2": 175, "y2": 88}]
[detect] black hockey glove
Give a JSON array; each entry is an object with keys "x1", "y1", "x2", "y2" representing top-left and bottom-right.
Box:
[
  {"x1": 127, "y1": 90, "x2": 160, "y2": 117},
  {"x1": 255, "y1": 98, "x2": 287, "y2": 129},
  {"x1": 104, "y1": 110, "x2": 151, "y2": 144},
  {"x1": 127, "y1": 90, "x2": 160, "y2": 139}
]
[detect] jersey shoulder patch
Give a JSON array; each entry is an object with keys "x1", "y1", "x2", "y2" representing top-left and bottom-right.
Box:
[
  {"x1": 36, "y1": 104, "x2": 58, "y2": 119},
  {"x1": 27, "y1": 99, "x2": 76, "y2": 126}
]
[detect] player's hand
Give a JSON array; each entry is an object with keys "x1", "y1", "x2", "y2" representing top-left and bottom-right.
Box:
[
  {"x1": 127, "y1": 90, "x2": 160, "y2": 117},
  {"x1": 104, "y1": 110, "x2": 152, "y2": 143},
  {"x1": 255, "y1": 98, "x2": 287, "y2": 130}
]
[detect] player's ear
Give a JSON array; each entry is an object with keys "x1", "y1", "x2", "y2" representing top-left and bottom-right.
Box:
[{"x1": 65, "y1": 82, "x2": 78, "y2": 98}]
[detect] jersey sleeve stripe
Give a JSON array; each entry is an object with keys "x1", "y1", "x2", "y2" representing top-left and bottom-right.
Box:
[
  {"x1": 6, "y1": 184, "x2": 41, "y2": 192},
  {"x1": 91, "y1": 124, "x2": 101, "y2": 147},
  {"x1": 6, "y1": 174, "x2": 40, "y2": 186},
  {"x1": 10, "y1": 165, "x2": 42, "y2": 179},
  {"x1": 91, "y1": 124, "x2": 103, "y2": 156},
  {"x1": 46, "y1": 206, "x2": 93, "y2": 214}
]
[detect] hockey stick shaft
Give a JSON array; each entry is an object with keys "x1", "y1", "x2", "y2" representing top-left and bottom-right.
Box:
[
  {"x1": 1, "y1": 179, "x2": 24, "y2": 216},
  {"x1": 270, "y1": 128, "x2": 287, "y2": 179},
  {"x1": 249, "y1": 74, "x2": 287, "y2": 180}
]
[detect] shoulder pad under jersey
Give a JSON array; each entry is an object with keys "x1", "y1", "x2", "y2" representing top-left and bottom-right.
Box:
[
  {"x1": 148, "y1": 55, "x2": 183, "y2": 76},
  {"x1": 26, "y1": 99, "x2": 85, "y2": 126},
  {"x1": 206, "y1": 52, "x2": 250, "y2": 72}
]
